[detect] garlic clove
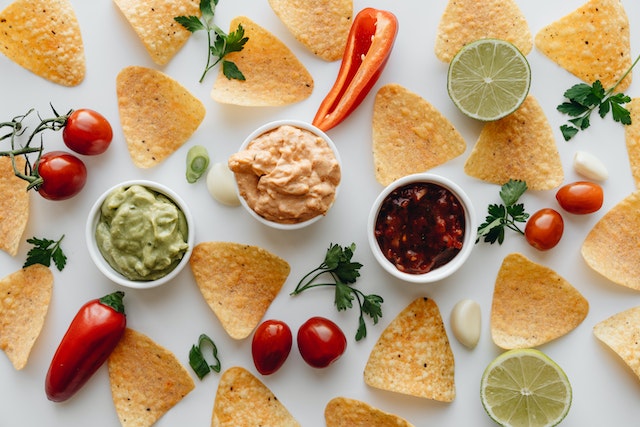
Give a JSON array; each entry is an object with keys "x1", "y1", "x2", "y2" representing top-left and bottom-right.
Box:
[
  {"x1": 573, "y1": 150, "x2": 608, "y2": 181},
  {"x1": 450, "y1": 299, "x2": 481, "y2": 349}
]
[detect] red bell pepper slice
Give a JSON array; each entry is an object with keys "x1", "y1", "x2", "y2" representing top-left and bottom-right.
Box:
[
  {"x1": 45, "y1": 291, "x2": 126, "y2": 402},
  {"x1": 312, "y1": 8, "x2": 398, "y2": 132}
]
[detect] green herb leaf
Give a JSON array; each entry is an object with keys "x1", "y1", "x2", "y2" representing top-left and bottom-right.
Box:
[
  {"x1": 174, "y1": 15, "x2": 205, "y2": 32},
  {"x1": 476, "y1": 180, "x2": 529, "y2": 245},
  {"x1": 188, "y1": 333, "x2": 221, "y2": 380},
  {"x1": 23, "y1": 235, "x2": 67, "y2": 271},
  {"x1": 222, "y1": 60, "x2": 245, "y2": 80}
]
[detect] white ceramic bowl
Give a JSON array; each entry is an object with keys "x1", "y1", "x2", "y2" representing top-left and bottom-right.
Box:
[
  {"x1": 232, "y1": 120, "x2": 342, "y2": 230},
  {"x1": 368, "y1": 173, "x2": 477, "y2": 283},
  {"x1": 86, "y1": 180, "x2": 194, "y2": 289}
]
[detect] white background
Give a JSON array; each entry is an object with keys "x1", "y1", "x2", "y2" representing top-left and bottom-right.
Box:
[{"x1": 1, "y1": 0, "x2": 639, "y2": 426}]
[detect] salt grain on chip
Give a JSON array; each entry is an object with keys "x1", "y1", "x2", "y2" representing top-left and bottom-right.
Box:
[
  {"x1": 434, "y1": 0, "x2": 532, "y2": 63},
  {"x1": 0, "y1": 0, "x2": 85, "y2": 86},
  {"x1": 594, "y1": 306, "x2": 640, "y2": 382},
  {"x1": 535, "y1": 0, "x2": 632, "y2": 91},
  {"x1": 363, "y1": 297, "x2": 455, "y2": 402},
  {"x1": 211, "y1": 16, "x2": 314, "y2": 106},
  {"x1": 464, "y1": 96, "x2": 563, "y2": 190},
  {"x1": 0, "y1": 157, "x2": 29, "y2": 256},
  {"x1": 491, "y1": 253, "x2": 589, "y2": 349},
  {"x1": 325, "y1": 397, "x2": 415, "y2": 427},
  {"x1": 107, "y1": 328, "x2": 195, "y2": 427},
  {"x1": 189, "y1": 242, "x2": 290, "y2": 340},
  {"x1": 372, "y1": 83, "x2": 466, "y2": 186},
  {"x1": 116, "y1": 66, "x2": 205, "y2": 168},
  {"x1": 212, "y1": 366, "x2": 300, "y2": 427},
  {"x1": 0, "y1": 264, "x2": 53, "y2": 370}
]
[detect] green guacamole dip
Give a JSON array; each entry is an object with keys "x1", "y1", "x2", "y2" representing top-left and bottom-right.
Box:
[{"x1": 96, "y1": 185, "x2": 189, "y2": 281}]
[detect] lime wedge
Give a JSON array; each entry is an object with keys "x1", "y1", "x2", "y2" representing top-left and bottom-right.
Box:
[
  {"x1": 480, "y1": 349, "x2": 572, "y2": 427},
  {"x1": 447, "y1": 39, "x2": 531, "y2": 121}
]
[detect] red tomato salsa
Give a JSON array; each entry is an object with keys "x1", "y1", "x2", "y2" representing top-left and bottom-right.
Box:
[{"x1": 374, "y1": 182, "x2": 466, "y2": 274}]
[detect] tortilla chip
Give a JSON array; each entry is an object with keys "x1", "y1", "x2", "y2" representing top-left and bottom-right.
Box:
[
  {"x1": 211, "y1": 16, "x2": 314, "y2": 106},
  {"x1": 372, "y1": 83, "x2": 466, "y2": 186},
  {"x1": 0, "y1": 0, "x2": 85, "y2": 86},
  {"x1": 0, "y1": 264, "x2": 53, "y2": 370},
  {"x1": 189, "y1": 242, "x2": 290, "y2": 339},
  {"x1": 113, "y1": 0, "x2": 198, "y2": 66},
  {"x1": 363, "y1": 297, "x2": 455, "y2": 402},
  {"x1": 593, "y1": 306, "x2": 640, "y2": 381},
  {"x1": 625, "y1": 98, "x2": 640, "y2": 188},
  {"x1": 464, "y1": 95, "x2": 563, "y2": 190},
  {"x1": 581, "y1": 190, "x2": 640, "y2": 290},
  {"x1": 212, "y1": 366, "x2": 300, "y2": 426},
  {"x1": 434, "y1": 0, "x2": 532, "y2": 63},
  {"x1": 107, "y1": 328, "x2": 195, "y2": 427},
  {"x1": 268, "y1": 0, "x2": 353, "y2": 61},
  {"x1": 0, "y1": 157, "x2": 29, "y2": 256},
  {"x1": 116, "y1": 66, "x2": 205, "y2": 168},
  {"x1": 535, "y1": 0, "x2": 632, "y2": 91},
  {"x1": 325, "y1": 397, "x2": 415, "y2": 427},
  {"x1": 491, "y1": 253, "x2": 589, "y2": 349}
]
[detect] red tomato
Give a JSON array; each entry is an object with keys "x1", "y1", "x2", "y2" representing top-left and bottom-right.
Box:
[
  {"x1": 37, "y1": 151, "x2": 87, "y2": 200},
  {"x1": 297, "y1": 317, "x2": 346, "y2": 368},
  {"x1": 251, "y1": 320, "x2": 292, "y2": 375},
  {"x1": 555, "y1": 181, "x2": 603, "y2": 214},
  {"x1": 63, "y1": 109, "x2": 113, "y2": 155},
  {"x1": 524, "y1": 208, "x2": 564, "y2": 251}
]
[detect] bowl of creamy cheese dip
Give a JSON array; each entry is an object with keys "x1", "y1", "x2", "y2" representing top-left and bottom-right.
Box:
[
  {"x1": 228, "y1": 120, "x2": 342, "y2": 230},
  {"x1": 86, "y1": 180, "x2": 194, "y2": 289}
]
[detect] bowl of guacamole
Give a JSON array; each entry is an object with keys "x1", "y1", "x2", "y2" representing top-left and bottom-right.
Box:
[{"x1": 86, "y1": 180, "x2": 194, "y2": 289}]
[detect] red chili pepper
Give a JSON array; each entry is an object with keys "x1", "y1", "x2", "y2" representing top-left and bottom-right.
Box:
[
  {"x1": 312, "y1": 8, "x2": 398, "y2": 132},
  {"x1": 45, "y1": 291, "x2": 126, "y2": 402}
]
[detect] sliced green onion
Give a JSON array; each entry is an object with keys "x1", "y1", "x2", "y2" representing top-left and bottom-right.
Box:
[
  {"x1": 188, "y1": 333, "x2": 221, "y2": 379},
  {"x1": 186, "y1": 145, "x2": 210, "y2": 183}
]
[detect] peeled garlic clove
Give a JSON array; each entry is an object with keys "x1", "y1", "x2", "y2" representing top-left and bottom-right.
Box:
[
  {"x1": 207, "y1": 162, "x2": 240, "y2": 206},
  {"x1": 450, "y1": 299, "x2": 481, "y2": 349},
  {"x1": 573, "y1": 150, "x2": 608, "y2": 181}
]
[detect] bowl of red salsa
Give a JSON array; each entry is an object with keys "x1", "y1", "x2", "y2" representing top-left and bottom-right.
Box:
[{"x1": 368, "y1": 173, "x2": 476, "y2": 283}]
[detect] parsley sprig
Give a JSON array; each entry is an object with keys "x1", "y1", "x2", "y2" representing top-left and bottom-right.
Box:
[
  {"x1": 23, "y1": 235, "x2": 67, "y2": 271},
  {"x1": 476, "y1": 180, "x2": 529, "y2": 245},
  {"x1": 290, "y1": 243, "x2": 383, "y2": 341},
  {"x1": 557, "y1": 54, "x2": 640, "y2": 141},
  {"x1": 174, "y1": 0, "x2": 248, "y2": 83}
]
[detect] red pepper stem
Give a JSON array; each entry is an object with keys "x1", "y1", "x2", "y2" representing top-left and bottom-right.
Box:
[
  {"x1": 99, "y1": 291, "x2": 125, "y2": 314},
  {"x1": 312, "y1": 8, "x2": 398, "y2": 132}
]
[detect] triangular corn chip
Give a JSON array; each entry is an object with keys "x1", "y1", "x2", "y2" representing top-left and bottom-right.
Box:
[
  {"x1": 116, "y1": 66, "x2": 205, "y2": 168},
  {"x1": 0, "y1": 264, "x2": 53, "y2": 370},
  {"x1": 0, "y1": 0, "x2": 85, "y2": 86},
  {"x1": 0, "y1": 157, "x2": 29, "y2": 256},
  {"x1": 464, "y1": 96, "x2": 563, "y2": 190},
  {"x1": 364, "y1": 297, "x2": 455, "y2": 402},
  {"x1": 434, "y1": 0, "x2": 532, "y2": 63},
  {"x1": 535, "y1": 0, "x2": 632, "y2": 91},
  {"x1": 211, "y1": 16, "x2": 314, "y2": 106},
  {"x1": 625, "y1": 98, "x2": 640, "y2": 189},
  {"x1": 372, "y1": 83, "x2": 466, "y2": 186},
  {"x1": 594, "y1": 306, "x2": 640, "y2": 382},
  {"x1": 268, "y1": 0, "x2": 353, "y2": 61},
  {"x1": 491, "y1": 253, "x2": 589, "y2": 349},
  {"x1": 113, "y1": 0, "x2": 198, "y2": 65},
  {"x1": 107, "y1": 328, "x2": 195, "y2": 427},
  {"x1": 325, "y1": 397, "x2": 415, "y2": 427},
  {"x1": 189, "y1": 242, "x2": 290, "y2": 339},
  {"x1": 581, "y1": 190, "x2": 640, "y2": 290},
  {"x1": 212, "y1": 366, "x2": 300, "y2": 426}
]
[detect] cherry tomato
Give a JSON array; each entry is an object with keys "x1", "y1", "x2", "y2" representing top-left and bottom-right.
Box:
[
  {"x1": 251, "y1": 320, "x2": 292, "y2": 375},
  {"x1": 555, "y1": 181, "x2": 603, "y2": 214},
  {"x1": 297, "y1": 317, "x2": 346, "y2": 368},
  {"x1": 37, "y1": 151, "x2": 87, "y2": 200},
  {"x1": 524, "y1": 208, "x2": 564, "y2": 251},
  {"x1": 63, "y1": 109, "x2": 113, "y2": 155}
]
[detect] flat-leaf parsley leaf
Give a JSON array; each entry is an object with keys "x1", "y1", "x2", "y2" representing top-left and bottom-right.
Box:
[
  {"x1": 477, "y1": 180, "x2": 529, "y2": 245},
  {"x1": 24, "y1": 235, "x2": 67, "y2": 271}
]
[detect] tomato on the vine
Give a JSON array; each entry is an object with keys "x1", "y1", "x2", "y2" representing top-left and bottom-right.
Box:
[
  {"x1": 37, "y1": 151, "x2": 87, "y2": 200},
  {"x1": 524, "y1": 208, "x2": 564, "y2": 251},
  {"x1": 251, "y1": 319, "x2": 292, "y2": 375},
  {"x1": 63, "y1": 109, "x2": 113, "y2": 155},
  {"x1": 555, "y1": 181, "x2": 603, "y2": 215},
  {"x1": 297, "y1": 317, "x2": 346, "y2": 368}
]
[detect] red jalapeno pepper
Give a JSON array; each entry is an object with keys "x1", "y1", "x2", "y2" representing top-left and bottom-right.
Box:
[
  {"x1": 312, "y1": 8, "x2": 398, "y2": 132},
  {"x1": 45, "y1": 291, "x2": 126, "y2": 402}
]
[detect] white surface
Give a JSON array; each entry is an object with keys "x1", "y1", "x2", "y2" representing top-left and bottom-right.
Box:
[{"x1": 0, "y1": 1, "x2": 639, "y2": 426}]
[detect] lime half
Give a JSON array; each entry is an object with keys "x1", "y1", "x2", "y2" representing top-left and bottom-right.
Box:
[
  {"x1": 480, "y1": 349, "x2": 572, "y2": 427},
  {"x1": 447, "y1": 39, "x2": 531, "y2": 121}
]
